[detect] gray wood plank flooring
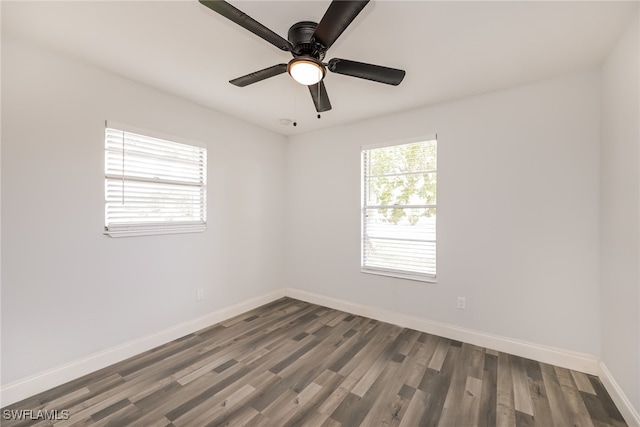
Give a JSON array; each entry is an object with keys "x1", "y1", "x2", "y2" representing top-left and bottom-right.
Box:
[{"x1": 1, "y1": 298, "x2": 627, "y2": 426}]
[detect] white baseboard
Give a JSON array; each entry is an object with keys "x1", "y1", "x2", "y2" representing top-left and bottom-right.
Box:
[
  {"x1": 0, "y1": 289, "x2": 286, "y2": 407},
  {"x1": 285, "y1": 288, "x2": 600, "y2": 375},
  {"x1": 287, "y1": 289, "x2": 640, "y2": 425},
  {"x1": 4, "y1": 286, "x2": 637, "y2": 426},
  {"x1": 598, "y1": 362, "x2": 640, "y2": 427}
]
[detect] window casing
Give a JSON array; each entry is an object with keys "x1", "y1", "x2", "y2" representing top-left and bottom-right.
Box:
[
  {"x1": 361, "y1": 137, "x2": 437, "y2": 281},
  {"x1": 104, "y1": 123, "x2": 207, "y2": 237}
]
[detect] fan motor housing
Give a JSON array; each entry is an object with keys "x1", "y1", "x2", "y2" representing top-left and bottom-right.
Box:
[{"x1": 288, "y1": 21, "x2": 325, "y2": 60}]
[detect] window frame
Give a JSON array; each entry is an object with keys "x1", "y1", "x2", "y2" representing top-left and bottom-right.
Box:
[
  {"x1": 361, "y1": 135, "x2": 438, "y2": 283},
  {"x1": 104, "y1": 121, "x2": 207, "y2": 238}
]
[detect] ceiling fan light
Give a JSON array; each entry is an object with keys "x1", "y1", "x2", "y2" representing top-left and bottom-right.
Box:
[{"x1": 288, "y1": 57, "x2": 325, "y2": 85}]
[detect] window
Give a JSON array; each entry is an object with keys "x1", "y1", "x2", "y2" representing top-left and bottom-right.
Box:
[
  {"x1": 104, "y1": 122, "x2": 207, "y2": 237},
  {"x1": 361, "y1": 137, "x2": 437, "y2": 281}
]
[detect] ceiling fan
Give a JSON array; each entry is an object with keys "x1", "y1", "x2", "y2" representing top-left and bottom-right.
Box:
[{"x1": 198, "y1": 0, "x2": 406, "y2": 113}]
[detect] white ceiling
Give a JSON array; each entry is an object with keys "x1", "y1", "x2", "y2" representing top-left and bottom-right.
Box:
[{"x1": 3, "y1": 1, "x2": 638, "y2": 135}]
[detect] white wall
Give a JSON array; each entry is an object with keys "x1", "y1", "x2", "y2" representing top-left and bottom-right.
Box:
[
  {"x1": 1, "y1": 37, "x2": 286, "y2": 384},
  {"x1": 601, "y1": 14, "x2": 640, "y2": 413},
  {"x1": 3, "y1": 14, "x2": 637, "y2": 418},
  {"x1": 286, "y1": 69, "x2": 602, "y2": 356}
]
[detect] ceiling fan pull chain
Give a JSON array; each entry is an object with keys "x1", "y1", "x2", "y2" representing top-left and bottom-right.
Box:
[
  {"x1": 318, "y1": 83, "x2": 320, "y2": 115},
  {"x1": 317, "y1": 82, "x2": 321, "y2": 119},
  {"x1": 293, "y1": 80, "x2": 298, "y2": 126}
]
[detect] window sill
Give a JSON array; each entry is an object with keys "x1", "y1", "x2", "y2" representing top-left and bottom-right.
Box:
[
  {"x1": 361, "y1": 267, "x2": 437, "y2": 283},
  {"x1": 104, "y1": 224, "x2": 206, "y2": 238}
]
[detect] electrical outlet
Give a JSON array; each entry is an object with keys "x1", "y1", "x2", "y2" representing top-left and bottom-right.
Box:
[
  {"x1": 457, "y1": 297, "x2": 466, "y2": 310},
  {"x1": 197, "y1": 288, "x2": 205, "y2": 301}
]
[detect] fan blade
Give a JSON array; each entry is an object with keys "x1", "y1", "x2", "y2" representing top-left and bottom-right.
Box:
[
  {"x1": 199, "y1": 1, "x2": 292, "y2": 51},
  {"x1": 308, "y1": 81, "x2": 332, "y2": 112},
  {"x1": 230, "y1": 64, "x2": 287, "y2": 87},
  {"x1": 313, "y1": 1, "x2": 369, "y2": 49},
  {"x1": 328, "y1": 58, "x2": 405, "y2": 85}
]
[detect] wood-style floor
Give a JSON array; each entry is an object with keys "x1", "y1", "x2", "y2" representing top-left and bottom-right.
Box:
[{"x1": 2, "y1": 298, "x2": 627, "y2": 427}]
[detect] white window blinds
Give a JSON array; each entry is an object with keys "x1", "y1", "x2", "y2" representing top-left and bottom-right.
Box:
[
  {"x1": 104, "y1": 124, "x2": 207, "y2": 237},
  {"x1": 362, "y1": 138, "x2": 437, "y2": 280}
]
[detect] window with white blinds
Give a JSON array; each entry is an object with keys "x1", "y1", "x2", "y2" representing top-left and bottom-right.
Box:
[
  {"x1": 361, "y1": 137, "x2": 437, "y2": 281},
  {"x1": 104, "y1": 124, "x2": 207, "y2": 237}
]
